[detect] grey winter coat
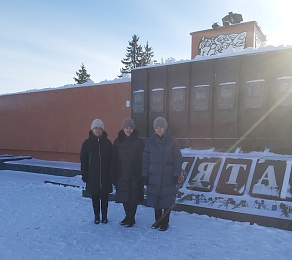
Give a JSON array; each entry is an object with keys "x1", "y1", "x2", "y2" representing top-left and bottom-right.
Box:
[
  {"x1": 80, "y1": 131, "x2": 112, "y2": 195},
  {"x1": 110, "y1": 129, "x2": 144, "y2": 203},
  {"x1": 142, "y1": 131, "x2": 182, "y2": 209}
]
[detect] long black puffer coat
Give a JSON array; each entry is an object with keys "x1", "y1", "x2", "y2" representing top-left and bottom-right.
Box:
[
  {"x1": 110, "y1": 129, "x2": 145, "y2": 204},
  {"x1": 80, "y1": 131, "x2": 112, "y2": 195},
  {"x1": 142, "y1": 131, "x2": 182, "y2": 209}
]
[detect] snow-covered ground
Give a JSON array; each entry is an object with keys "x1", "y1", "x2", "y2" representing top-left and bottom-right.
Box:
[{"x1": 1, "y1": 170, "x2": 292, "y2": 260}]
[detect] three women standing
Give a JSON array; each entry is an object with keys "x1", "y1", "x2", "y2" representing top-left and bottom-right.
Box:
[
  {"x1": 142, "y1": 117, "x2": 182, "y2": 231},
  {"x1": 111, "y1": 118, "x2": 145, "y2": 227},
  {"x1": 80, "y1": 116, "x2": 182, "y2": 231}
]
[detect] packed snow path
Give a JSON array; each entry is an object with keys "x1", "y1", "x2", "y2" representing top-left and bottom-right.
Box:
[{"x1": 1, "y1": 170, "x2": 292, "y2": 260}]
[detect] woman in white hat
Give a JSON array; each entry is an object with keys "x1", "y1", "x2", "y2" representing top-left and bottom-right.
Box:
[{"x1": 80, "y1": 118, "x2": 112, "y2": 224}]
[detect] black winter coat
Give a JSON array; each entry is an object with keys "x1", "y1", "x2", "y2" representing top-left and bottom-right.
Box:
[
  {"x1": 110, "y1": 129, "x2": 144, "y2": 204},
  {"x1": 80, "y1": 131, "x2": 112, "y2": 195},
  {"x1": 142, "y1": 131, "x2": 182, "y2": 209}
]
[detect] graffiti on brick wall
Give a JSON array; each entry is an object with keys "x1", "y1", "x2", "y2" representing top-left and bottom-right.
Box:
[{"x1": 198, "y1": 32, "x2": 247, "y2": 56}]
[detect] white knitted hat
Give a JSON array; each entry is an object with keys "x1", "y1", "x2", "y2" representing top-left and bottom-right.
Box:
[{"x1": 91, "y1": 119, "x2": 104, "y2": 130}]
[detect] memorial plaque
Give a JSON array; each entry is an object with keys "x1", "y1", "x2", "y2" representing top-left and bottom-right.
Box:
[
  {"x1": 277, "y1": 77, "x2": 292, "y2": 107},
  {"x1": 217, "y1": 82, "x2": 236, "y2": 109},
  {"x1": 150, "y1": 88, "x2": 164, "y2": 112},
  {"x1": 244, "y1": 80, "x2": 264, "y2": 109},
  {"x1": 192, "y1": 85, "x2": 210, "y2": 111},
  {"x1": 132, "y1": 91, "x2": 144, "y2": 113},
  {"x1": 171, "y1": 86, "x2": 186, "y2": 112}
]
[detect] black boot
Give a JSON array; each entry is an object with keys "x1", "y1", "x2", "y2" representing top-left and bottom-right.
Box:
[
  {"x1": 101, "y1": 194, "x2": 109, "y2": 224},
  {"x1": 120, "y1": 216, "x2": 129, "y2": 225},
  {"x1": 159, "y1": 222, "x2": 169, "y2": 231},
  {"x1": 102, "y1": 216, "x2": 108, "y2": 224},
  {"x1": 159, "y1": 209, "x2": 170, "y2": 231},
  {"x1": 92, "y1": 194, "x2": 100, "y2": 224},
  {"x1": 151, "y1": 209, "x2": 162, "y2": 229},
  {"x1": 94, "y1": 216, "x2": 100, "y2": 224},
  {"x1": 125, "y1": 218, "x2": 135, "y2": 227},
  {"x1": 151, "y1": 221, "x2": 161, "y2": 229}
]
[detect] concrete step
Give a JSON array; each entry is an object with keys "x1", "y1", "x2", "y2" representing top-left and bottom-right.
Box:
[{"x1": 2, "y1": 156, "x2": 80, "y2": 177}]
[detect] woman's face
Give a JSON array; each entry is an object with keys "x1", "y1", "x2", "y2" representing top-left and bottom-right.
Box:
[
  {"x1": 155, "y1": 126, "x2": 165, "y2": 137},
  {"x1": 124, "y1": 127, "x2": 133, "y2": 137},
  {"x1": 92, "y1": 127, "x2": 103, "y2": 137}
]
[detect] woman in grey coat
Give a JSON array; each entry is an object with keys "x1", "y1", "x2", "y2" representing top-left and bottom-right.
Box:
[{"x1": 142, "y1": 117, "x2": 182, "y2": 231}]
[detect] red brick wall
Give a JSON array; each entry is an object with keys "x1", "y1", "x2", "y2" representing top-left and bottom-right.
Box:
[{"x1": 0, "y1": 82, "x2": 131, "y2": 162}]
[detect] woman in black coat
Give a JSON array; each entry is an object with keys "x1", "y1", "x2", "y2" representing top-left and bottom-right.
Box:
[
  {"x1": 142, "y1": 117, "x2": 182, "y2": 231},
  {"x1": 110, "y1": 118, "x2": 144, "y2": 227},
  {"x1": 80, "y1": 119, "x2": 112, "y2": 224}
]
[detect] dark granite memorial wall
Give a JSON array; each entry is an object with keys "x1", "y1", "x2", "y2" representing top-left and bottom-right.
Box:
[{"x1": 131, "y1": 48, "x2": 292, "y2": 154}]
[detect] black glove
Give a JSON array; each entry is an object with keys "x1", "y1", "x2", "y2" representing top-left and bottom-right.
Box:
[
  {"x1": 143, "y1": 176, "x2": 149, "y2": 185},
  {"x1": 82, "y1": 175, "x2": 88, "y2": 183},
  {"x1": 173, "y1": 176, "x2": 179, "y2": 185}
]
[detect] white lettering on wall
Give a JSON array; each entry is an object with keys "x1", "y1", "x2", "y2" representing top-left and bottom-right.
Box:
[
  {"x1": 225, "y1": 164, "x2": 247, "y2": 185},
  {"x1": 191, "y1": 162, "x2": 216, "y2": 189},
  {"x1": 252, "y1": 165, "x2": 279, "y2": 196}
]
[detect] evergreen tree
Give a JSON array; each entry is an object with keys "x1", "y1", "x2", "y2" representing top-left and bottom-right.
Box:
[
  {"x1": 119, "y1": 35, "x2": 154, "y2": 77},
  {"x1": 73, "y1": 63, "x2": 91, "y2": 84},
  {"x1": 142, "y1": 41, "x2": 154, "y2": 66}
]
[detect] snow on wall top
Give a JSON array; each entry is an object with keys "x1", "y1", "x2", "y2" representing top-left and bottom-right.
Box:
[
  {"x1": 133, "y1": 45, "x2": 292, "y2": 71},
  {"x1": 0, "y1": 78, "x2": 131, "y2": 97}
]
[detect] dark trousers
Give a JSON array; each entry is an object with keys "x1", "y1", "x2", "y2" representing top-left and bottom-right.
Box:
[
  {"x1": 123, "y1": 202, "x2": 137, "y2": 220},
  {"x1": 154, "y1": 208, "x2": 171, "y2": 225},
  {"x1": 91, "y1": 193, "x2": 109, "y2": 219}
]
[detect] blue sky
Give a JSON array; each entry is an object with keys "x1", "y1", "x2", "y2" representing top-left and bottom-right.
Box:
[{"x1": 0, "y1": 0, "x2": 291, "y2": 95}]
